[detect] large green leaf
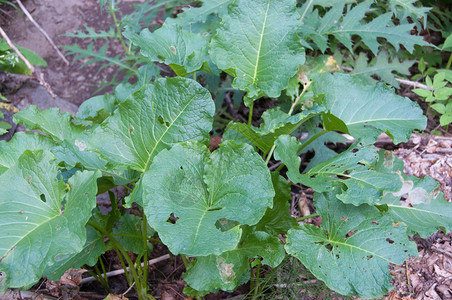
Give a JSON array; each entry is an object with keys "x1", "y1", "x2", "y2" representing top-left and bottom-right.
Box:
[
  {"x1": 0, "y1": 132, "x2": 54, "y2": 175},
  {"x1": 0, "y1": 150, "x2": 100, "y2": 291},
  {"x1": 112, "y1": 214, "x2": 154, "y2": 255},
  {"x1": 43, "y1": 226, "x2": 106, "y2": 281},
  {"x1": 312, "y1": 73, "x2": 426, "y2": 144},
  {"x1": 88, "y1": 77, "x2": 215, "y2": 173},
  {"x1": 210, "y1": 0, "x2": 305, "y2": 103},
  {"x1": 224, "y1": 105, "x2": 326, "y2": 154},
  {"x1": 13, "y1": 106, "x2": 108, "y2": 170},
  {"x1": 142, "y1": 141, "x2": 274, "y2": 256},
  {"x1": 375, "y1": 151, "x2": 452, "y2": 238},
  {"x1": 184, "y1": 231, "x2": 285, "y2": 293},
  {"x1": 124, "y1": 24, "x2": 210, "y2": 77},
  {"x1": 274, "y1": 136, "x2": 402, "y2": 206},
  {"x1": 300, "y1": 0, "x2": 430, "y2": 54},
  {"x1": 285, "y1": 190, "x2": 418, "y2": 298}
]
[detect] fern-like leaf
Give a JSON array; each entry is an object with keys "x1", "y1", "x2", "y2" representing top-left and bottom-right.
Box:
[
  {"x1": 63, "y1": 25, "x2": 117, "y2": 41},
  {"x1": 63, "y1": 43, "x2": 135, "y2": 72},
  {"x1": 300, "y1": 0, "x2": 430, "y2": 54},
  {"x1": 350, "y1": 51, "x2": 414, "y2": 88}
]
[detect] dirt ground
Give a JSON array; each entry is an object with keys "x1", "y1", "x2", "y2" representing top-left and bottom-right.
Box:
[{"x1": 0, "y1": 0, "x2": 452, "y2": 299}]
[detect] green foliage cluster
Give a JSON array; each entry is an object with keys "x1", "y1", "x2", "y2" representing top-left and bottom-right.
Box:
[{"x1": 1, "y1": 0, "x2": 451, "y2": 299}]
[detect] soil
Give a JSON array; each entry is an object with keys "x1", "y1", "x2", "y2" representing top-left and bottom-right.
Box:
[{"x1": 0, "y1": 1, "x2": 452, "y2": 299}]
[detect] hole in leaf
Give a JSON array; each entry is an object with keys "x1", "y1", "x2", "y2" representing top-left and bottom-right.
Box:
[
  {"x1": 208, "y1": 207, "x2": 223, "y2": 212},
  {"x1": 40, "y1": 194, "x2": 46, "y2": 203},
  {"x1": 351, "y1": 148, "x2": 359, "y2": 153},
  {"x1": 372, "y1": 221, "x2": 379, "y2": 225},
  {"x1": 346, "y1": 229, "x2": 358, "y2": 237},
  {"x1": 366, "y1": 255, "x2": 373, "y2": 260},
  {"x1": 166, "y1": 213, "x2": 179, "y2": 224},
  {"x1": 157, "y1": 116, "x2": 170, "y2": 126},
  {"x1": 386, "y1": 238, "x2": 394, "y2": 244},
  {"x1": 215, "y1": 218, "x2": 238, "y2": 232}
]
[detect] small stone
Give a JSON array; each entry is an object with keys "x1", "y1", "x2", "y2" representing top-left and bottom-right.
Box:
[{"x1": 77, "y1": 75, "x2": 85, "y2": 81}]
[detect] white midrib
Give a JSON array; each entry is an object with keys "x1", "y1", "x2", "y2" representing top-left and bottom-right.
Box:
[{"x1": 252, "y1": 1, "x2": 271, "y2": 84}]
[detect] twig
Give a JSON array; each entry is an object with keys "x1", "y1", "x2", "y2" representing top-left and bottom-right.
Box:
[
  {"x1": 395, "y1": 78, "x2": 433, "y2": 91},
  {"x1": 341, "y1": 66, "x2": 434, "y2": 91},
  {"x1": 0, "y1": 25, "x2": 56, "y2": 98},
  {"x1": 15, "y1": 0, "x2": 69, "y2": 65},
  {"x1": 80, "y1": 254, "x2": 170, "y2": 284}
]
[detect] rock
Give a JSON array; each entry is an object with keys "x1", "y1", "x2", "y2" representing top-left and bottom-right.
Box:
[{"x1": 15, "y1": 81, "x2": 79, "y2": 116}]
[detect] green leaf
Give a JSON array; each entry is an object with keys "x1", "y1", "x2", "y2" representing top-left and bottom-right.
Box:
[
  {"x1": 440, "y1": 113, "x2": 452, "y2": 126},
  {"x1": 388, "y1": 0, "x2": 430, "y2": 25},
  {"x1": 124, "y1": 24, "x2": 210, "y2": 77},
  {"x1": 43, "y1": 225, "x2": 106, "y2": 280},
  {"x1": 285, "y1": 189, "x2": 418, "y2": 299},
  {"x1": 184, "y1": 231, "x2": 285, "y2": 293},
  {"x1": 313, "y1": 73, "x2": 427, "y2": 144},
  {"x1": 275, "y1": 137, "x2": 402, "y2": 206},
  {"x1": 0, "y1": 150, "x2": 100, "y2": 291},
  {"x1": 350, "y1": 51, "x2": 414, "y2": 88},
  {"x1": 224, "y1": 105, "x2": 326, "y2": 153},
  {"x1": 412, "y1": 88, "x2": 432, "y2": 98},
  {"x1": 0, "y1": 132, "x2": 55, "y2": 175},
  {"x1": 442, "y1": 33, "x2": 452, "y2": 51},
  {"x1": 88, "y1": 77, "x2": 215, "y2": 173},
  {"x1": 254, "y1": 172, "x2": 297, "y2": 235},
  {"x1": 142, "y1": 141, "x2": 274, "y2": 256},
  {"x1": 76, "y1": 94, "x2": 116, "y2": 124},
  {"x1": 13, "y1": 106, "x2": 108, "y2": 170},
  {"x1": 376, "y1": 151, "x2": 452, "y2": 238},
  {"x1": 112, "y1": 214, "x2": 154, "y2": 255},
  {"x1": 300, "y1": 0, "x2": 430, "y2": 55},
  {"x1": 210, "y1": 0, "x2": 305, "y2": 103},
  {"x1": 166, "y1": 0, "x2": 232, "y2": 27}
]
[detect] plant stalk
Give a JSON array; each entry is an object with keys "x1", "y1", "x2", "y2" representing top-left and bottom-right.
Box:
[
  {"x1": 296, "y1": 213, "x2": 319, "y2": 222},
  {"x1": 248, "y1": 102, "x2": 254, "y2": 126}
]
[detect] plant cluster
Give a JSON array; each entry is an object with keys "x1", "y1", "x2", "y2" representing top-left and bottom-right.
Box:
[{"x1": 1, "y1": 0, "x2": 452, "y2": 299}]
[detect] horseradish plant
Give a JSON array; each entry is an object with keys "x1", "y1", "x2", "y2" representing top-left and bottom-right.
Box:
[{"x1": 1, "y1": 0, "x2": 450, "y2": 298}]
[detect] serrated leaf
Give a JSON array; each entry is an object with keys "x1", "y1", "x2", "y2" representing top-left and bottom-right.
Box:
[
  {"x1": 412, "y1": 88, "x2": 432, "y2": 98},
  {"x1": 88, "y1": 77, "x2": 215, "y2": 173},
  {"x1": 350, "y1": 51, "x2": 414, "y2": 88},
  {"x1": 313, "y1": 73, "x2": 426, "y2": 144},
  {"x1": 0, "y1": 132, "x2": 54, "y2": 175},
  {"x1": 375, "y1": 151, "x2": 452, "y2": 238},
  {"x1": 142, "y1": 141, "x2": 274, "y2": 256},
  {"x1": 388, "y1": 0, "x2": 430, "y2": 25},
  {"x1": 112, "y1": 214, "x2": 154, "y2": 255},
  {"x1": 210, "y1": 0, "x2": 305, "y2": 103},
  {"x1": 124, "y1": 24, "x2": 210, "y2": 77},
  {"x1": 63, "y1": 25, "x2": 117, "y2": 41},
  {"x1": 184, "y1": 231, "x2": 284, "y2": 293},
  {"x1": 300, "y1": 0, "x2": 430, "y2": 54},
  {"x1": 0, "y1": 150, "x2": 100, "y2": 291},
  {"x1": 225, "y1": 105, "x2": 325, "y2": 154},
  {"x1": 254, "y1": 172, "x2": 297, "y2": 235},
  {"x1": 43, "y1": 225, "x2": 106, "y2": 280},
  {"x1": 285, "y1": 189, "x2": 418, "y2": 298},
  {"x1": 275, "y1": 136, "x2": 402, "y2": 206}
]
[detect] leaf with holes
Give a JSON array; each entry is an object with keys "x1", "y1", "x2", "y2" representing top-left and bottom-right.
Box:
[
  {"x1": 375, "y1": 151, "x2": 452, "y2": 238},
  {"x1": 166, "y1": 0, "x2": 232, "y2": 27},
  {"x1": 142, "y1": 141, "x2": 274, "y2": 256},
  {"x1": 0, "y1": 150, "x2": 100, "y2": 292},
  {"x1": 274, "y1": 136, "x2": 402, "y2": 206},
  {"x1": 285, "y1": 189, "x2": 418, "y2": 298},
  {"x1": 184, "y1": 231, "x2": 285, "y2": 293},
  {"x1": 88, "y1": 77, "x2": 215, "y2": 173},
  {"x1": 210, "y1": 0, "x2": 305, "y2": 104}
]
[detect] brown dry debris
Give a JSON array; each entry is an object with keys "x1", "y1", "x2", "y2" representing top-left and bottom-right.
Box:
[{"x1": 393, "y1": 134, "x2": 452, "y2": 201}]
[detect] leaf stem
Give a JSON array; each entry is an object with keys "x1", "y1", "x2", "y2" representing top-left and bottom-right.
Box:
[
  {"x1": 180, "y1": 254, "x2": 190, "y2": 269},
  {"x1": 296, "y1": 213, "x2": 319, "y2": 222},
  {"x1": 248, "y1": 102, "x2": 254, "y2": 126},
  {"x1": 297, "y1": 130, "x2": 327, "y2": 153},
  {"x1": 108, "y1": 4, "x2": 130, "y2": 56},
  {"x1": 288, "y1": 81, "x2": 311, "y2": 115},
  {"x1": 446, "y1": 53, "x2": 452, "y2": 70}
]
